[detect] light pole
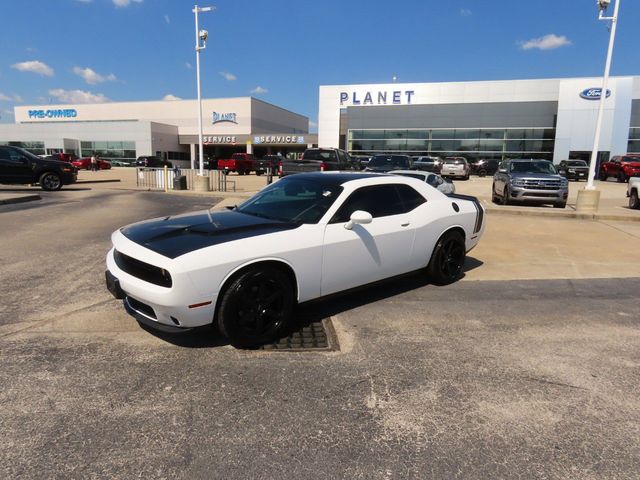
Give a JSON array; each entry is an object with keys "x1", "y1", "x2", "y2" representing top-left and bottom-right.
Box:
[
  {"x1": 193, "y1": 4, "x2": 214, "y2": 184},
  {"x1": 577, "y1": 0, "x2": 621, "y2": 212}
]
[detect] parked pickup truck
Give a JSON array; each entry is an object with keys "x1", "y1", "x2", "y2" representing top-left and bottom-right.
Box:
[
  {"x1": 253, "y1": 154, "x2": 283, "y2": 176},
  {"x1": 279, "y1": 148, "x2": 352, "y2": 177},
  {"x1": 628, "y1": 177, "x2": 640, "y2": 209},
  {"x1": 599, "y1": 155, "x2": 640, "y2": 183},
  {"x1": 218, "y1": 153, "x2": 254, "y2": 175}
]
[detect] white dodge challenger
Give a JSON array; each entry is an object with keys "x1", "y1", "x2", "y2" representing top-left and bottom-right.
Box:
[{"x1": 106, "y1": 172, "x2": 485, "y2": 347}]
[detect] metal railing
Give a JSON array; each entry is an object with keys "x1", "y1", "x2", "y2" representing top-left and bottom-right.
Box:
[{"x1": 135, "y1": 167, "x2": 234, "y2": 192}]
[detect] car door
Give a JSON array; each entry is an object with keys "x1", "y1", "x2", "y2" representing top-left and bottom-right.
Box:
[
  {"x1": 0, "y1": 147, "x2": 33, "y2": 184},
  {"x1": 321, "y1": 184, "x2": 421, "y2": 296},
  {"x1": 493, "y1": 161, "x2": 508, "y2": 194}
]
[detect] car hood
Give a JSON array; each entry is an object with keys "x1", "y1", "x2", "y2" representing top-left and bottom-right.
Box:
[
  {"x1": 622, "y1": 161, "x2": 640, "y2": 168},
  {"x1": 120, "y1": 209, "x2": 299, "y2": 259}
]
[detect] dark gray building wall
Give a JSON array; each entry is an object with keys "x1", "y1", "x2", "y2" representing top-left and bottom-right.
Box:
[
  {"x1": 347, "y1": 102, "x2": 559, "y2": 130},
  {"x1": 630, "y1": 100, "x2": 640, "y2": 126}
]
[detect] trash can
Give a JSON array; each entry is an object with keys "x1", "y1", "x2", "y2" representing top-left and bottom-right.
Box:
[{"x1": 173, "y1": 175, "x2": 187, "y2": 190}]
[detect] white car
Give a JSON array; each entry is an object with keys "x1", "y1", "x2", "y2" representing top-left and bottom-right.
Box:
[
  {"x1": 440, "y1": 157, "x2": 470, "y2": 180},
  {"x1": 628, "y1": 177, "x2": 640, "y2": 209},
  {"x1": 388, "y1": 170, "x2": 456, "y2": 195},
  {"x1": 106, "y1": 172, "x2": 485, "y2": 348}
]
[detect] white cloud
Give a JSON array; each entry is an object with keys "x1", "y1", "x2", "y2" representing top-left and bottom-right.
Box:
[
  {"x1": 250, "y1": 86, "x2": 268, "y2": 94},
  {"x1": 162, "y1": 94, "x2": 181, "y2": 101},
  {"x1": 13, "y1": 94, "x2": 23, "y2": 103},
  {"x1": 75, "y1": 0, "x2": 93, "y2": 3},
  {"x1": 48, "y1": 88, "x2": 109, "y2": 104},
  {"x1": 185, "y1": 62, "x2": 192, "y2": 69},
  {"x1": 309, "y1": 120, "x2": 318, "y2": 129},
  {"x1": 164, "y1": 14, "x2": 170, "y2": 24},
  {"x1": 520, "y1": 34, "x2": 572, "y2": 51},
  {"x1": 0, "y1": 93, "x2": 11, "y2": 101},
  {"x1": 113, "y1": 0, "x2": 143, "y2": 7},
  {"x1": 460, "y1": 8, "x2": 472, "y2": 16},
  {"x1": 11, "y1": 60, "x2": 54, "y2": 77},
  {"x1": 219, "y1": 71, "x2": 237, "y2": 81},
  {"x1": 73, "y1": 66, "x2": 117, "y2": 85}
]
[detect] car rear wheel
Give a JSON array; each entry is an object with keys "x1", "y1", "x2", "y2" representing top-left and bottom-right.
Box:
[
  {"x1": 617, "y1": 172, "x2": 626, "y2": 183},
  {"x1": 427, "y1": 230, "x2": 466, "y2": 285},
  {"x1": 630, "y1": 190, "x2": 640, "y2": 209},
  {"x1": 39, "y1": 172, "x2": 62, "y2": 191},
  {"x1": 217, "y1": 266, "x2": 294, "y2": 349},
  {"x1": 599, "y1": 170, "x2": 608, "y2": 181}
]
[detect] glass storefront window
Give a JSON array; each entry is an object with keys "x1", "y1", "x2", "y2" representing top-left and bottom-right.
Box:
[
  {"x1": 629, "y1": 128, "x2": 640, "y2": 140},
  {"x1": 628, "y1": 140, "x2": 640, "y2": 153},
  {"x1": 431, "y1": 130, "x2": 455, "y2": 139},
  {"x1": 81, "y1": 140, "x2": 136, "y2": 160}
]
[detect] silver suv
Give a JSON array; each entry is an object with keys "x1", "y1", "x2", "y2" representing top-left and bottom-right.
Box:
[
  {"x1": 440, "y1": 157, "x2": 470, "y2": 180},
  {"x1": 492, "y1": 159, "x2": 568, "y2": 208}
]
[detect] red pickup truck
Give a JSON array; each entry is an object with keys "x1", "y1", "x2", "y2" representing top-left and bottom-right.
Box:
[
  {"x1": 599, "y1": 155, "x2": 640, "y2": 183},
  {"x1": 217, "y1": 153, "x2": 254, "y2": 175}
]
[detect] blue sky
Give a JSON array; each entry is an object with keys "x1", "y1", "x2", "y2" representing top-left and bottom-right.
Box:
[{"x1": 1, "y1": 0, "x2": 638, "y2": 129}]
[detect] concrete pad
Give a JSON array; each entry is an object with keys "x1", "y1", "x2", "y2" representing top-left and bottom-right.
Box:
[
  {"x1": 0, "y1": 193, "x2": 41, "y2": 205},
  {"x1": 464, "y1": 214, "x2": 640, "y2": 281}
]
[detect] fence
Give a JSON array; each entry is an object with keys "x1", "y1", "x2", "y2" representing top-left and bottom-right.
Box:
[{"x1": 135, "y1": 167, "x2": 234, "y2": 192}]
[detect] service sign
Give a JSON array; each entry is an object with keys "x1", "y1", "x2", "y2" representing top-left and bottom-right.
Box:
[
  {"x1": 212, "y1": 112, "x2": 238, "y2": 124},
  {"x1": 253, "y1": 135, "x2": 306, "y2": 145},
  {"x1": 580, "y1": 88, "x2": 612, "y2": 100},
  {"x1": 28, "y1": 109, "x2": 78, "y2": 119},
  {"x1": 203, "y1": 135, "x2": 236, "y2": 144}
]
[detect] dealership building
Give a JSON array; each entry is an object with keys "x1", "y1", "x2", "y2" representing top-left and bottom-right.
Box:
[
  {"x1": 318, "y1": 76, "x2": 640, "y2": 163},
  {"x1": 0, "y1": 97, "x2": 316, "y2": 165}
]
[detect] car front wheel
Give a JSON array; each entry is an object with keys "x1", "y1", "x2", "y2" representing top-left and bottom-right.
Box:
[
  {"x1": 39, "y1": 172, "x2": 62, "y2": 191},
  {"x1": 630, "y1": 190, "x2": 640, "y2": 209},
  {"x1": 217, "y1": 266, "x2": 294, "y2": 348},
  {"x1": 501, "y1": 187, "x2": 510, "y2": 205},
  {"x1": 427, "y1": 230, "x2": 466, "y2": 285},
  {"x1": 599, "y1": 170, "x2": 608, "y2": 181}
]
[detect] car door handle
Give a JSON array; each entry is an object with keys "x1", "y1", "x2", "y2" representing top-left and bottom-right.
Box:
[{"x1": 401, "y1": 222, "x2": 410, "y2": 227}]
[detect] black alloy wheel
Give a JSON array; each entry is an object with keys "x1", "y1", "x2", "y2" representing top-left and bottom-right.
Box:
[
  {"x1": 630, "y1": 190, "x2": 640, "y2": 209},
  {"x1": 39, "y1": 172, "x2": 62, "y2": 191},
  {"x1": 217, "y1": 267, "x2": 294, "y2": 348},
  {"x1": 427, "y1": 230, "x2": 466, "y2": 285}
]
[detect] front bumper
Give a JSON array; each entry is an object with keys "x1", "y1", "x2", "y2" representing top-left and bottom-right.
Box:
[
  {"x1": 105, "y1": 247, "x2": 217, "y2": 329},
  {"x1": 564, "y1": 170, "x2": 588, "y2": 180},
  {"x1": 509, "y1": 187, "x2": 568, "y2": 203},
  {"x1": 61, "y1": 171, "x2": 77, "y2": 185}
]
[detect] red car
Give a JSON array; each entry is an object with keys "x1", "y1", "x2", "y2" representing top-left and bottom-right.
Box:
[
  {"x1": 72, "y1": 157, "x2": 112, "y2": 170},
  {"x1": 599, "y1": 155, "x2": 640, "y2": 183}
]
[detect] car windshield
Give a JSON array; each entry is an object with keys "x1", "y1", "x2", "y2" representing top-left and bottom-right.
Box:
[
  {"x1": 444, "y1": 158, "x2": 465, "y2": 165},
  {"x1": 235, "y1": 177, "x2": 343, "y2": 224},
  {"x1": 303, "y1": 150, "x2": 337, "y2": 161},
  {"x1": 567, "y1": 161, "x2": 588, "y2": 167},
  {"x1": 509, "y1": 161, "x2": 557, "y2": 174},
  {"x1": 368, "y1": 155, "x2": 410, "y2": 168},
  {"x1": 622, "y1": 156, "x2": 640, "y2": 162}
]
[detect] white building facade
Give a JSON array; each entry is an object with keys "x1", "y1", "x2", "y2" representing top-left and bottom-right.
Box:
[
  {"x1": 1, "y1": 97, "x2": 315, "y2": 165},
  {"x1": 319, "y1": 76, "x2": 640, "y2": 163}
]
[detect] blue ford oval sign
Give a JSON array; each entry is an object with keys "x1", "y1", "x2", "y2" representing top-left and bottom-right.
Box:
[{"x1": 580, "y1": 88, "x2": 611, "y2": 100}]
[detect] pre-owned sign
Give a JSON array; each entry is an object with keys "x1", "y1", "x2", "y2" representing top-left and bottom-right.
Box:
[{"x1": 28, "y1": 109, "x2": 78, "y2": 119}]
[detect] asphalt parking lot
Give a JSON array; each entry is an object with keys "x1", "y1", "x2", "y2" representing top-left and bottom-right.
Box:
[{"x1": 1, "y1": 174, "x2": 639, "y2": 479}]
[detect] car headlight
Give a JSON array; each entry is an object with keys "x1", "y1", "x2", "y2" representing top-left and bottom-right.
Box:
[
  {"x1": 512, "y1": 178, "x2": 525, "y2": 187},
  {"x1": 568, "y1": 169, "x2": 575, "y2": 173}
]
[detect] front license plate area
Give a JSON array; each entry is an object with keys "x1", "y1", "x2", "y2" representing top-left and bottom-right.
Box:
[{"x1": 105, "y1": 270, "x2": 125, "y2": 299}]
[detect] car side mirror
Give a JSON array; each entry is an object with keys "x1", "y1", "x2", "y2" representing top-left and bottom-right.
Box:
[{"x1": 344, "y1": 210, "x2": 373, "y2": 230}]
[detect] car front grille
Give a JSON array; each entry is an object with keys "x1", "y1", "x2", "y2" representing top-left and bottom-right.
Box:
[
  {"x1": 519, "y1": 179, "x2": 563, "y2": 190},
  {"x1": 114, "y1": 250, "x2": 172, "y2": 287}
]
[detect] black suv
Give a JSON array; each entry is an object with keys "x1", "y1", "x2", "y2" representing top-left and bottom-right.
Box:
[
  {"x1": 0, "y1": 145, "x2": 77, "y2": 191},
  {"x1": 135, "y1": 156, "x2": 172, "y2": 168},
  {"x1": 279, "y1": 148, "x2": 352, "y2": 177},
  {"x1": 469, "y1": 159, "x2": 499, "y2": 177}
]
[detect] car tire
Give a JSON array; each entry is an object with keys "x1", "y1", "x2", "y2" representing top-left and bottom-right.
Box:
[
  {"x1": 427, "y1": 230, "x2": 466, "y2": 286},
  {"x1": 617, "y1": 172, "x2": 626, "y2": 183},
  {"x1": 630, "y1": 190, "x2": 640, "y2": 209},
  {"x1": 599, "y1": 170, "x2": 608, "y2": 181},
  {"x1": 553, "y1": 201, "x2": 567, "y2": 209},
  {"x1": 478, "y1": 169, "x2": 486, "y2": 178},
  {"x1": 491, "y1": 183, "x2": 499, "y2": 204},
  {"x1": 255, "y1": 171, "x2": 263, "y2": 176},
  {"x1": 217, "y1": 266, "x2": 294, "y2": 349},
  {"x1": 501, "y1": 187, "x2": 510, "y2": 205},
  {"x1": 39, "y1": 172, "x2": 62, "y2": 191}
]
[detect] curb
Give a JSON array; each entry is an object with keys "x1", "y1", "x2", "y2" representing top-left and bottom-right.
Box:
[
  {"x1": 0, "y1": 194, "x2": 42, "y2": 206},
  {"x1": 75, "y1": 179, "x2": 122, "y2": 184},
  {"x1": 484, "y1": 206, "x2": 640, "y2": 223}
]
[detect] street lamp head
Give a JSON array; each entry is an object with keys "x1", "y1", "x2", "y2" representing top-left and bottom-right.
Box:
[
  {"x1": 598, "y1": 0, "x2": 611, "y2": 12},
  {"x1": 199, "y1": 29, "x2": 208, "y2": 42}
]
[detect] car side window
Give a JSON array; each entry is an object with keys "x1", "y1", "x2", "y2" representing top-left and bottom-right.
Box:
[
  {"x1": 330, "y1": 185, "x2": 405, "y2": 223},
  {"x1": 0, "y1": 147, "x2": 22, "y2": 163},
  {"x1": 395, "y1": 184, "x2": 427, "y2": 211}
]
